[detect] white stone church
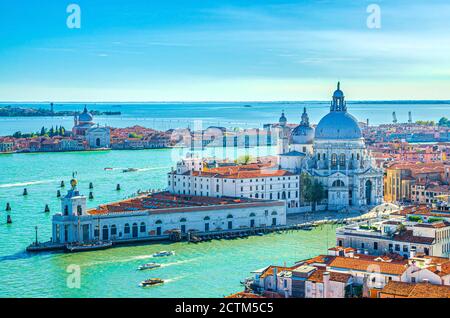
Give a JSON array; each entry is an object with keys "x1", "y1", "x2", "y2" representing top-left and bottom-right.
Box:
[{"x1": 278, "y1": 83, "x2": 384, "y2": 210}]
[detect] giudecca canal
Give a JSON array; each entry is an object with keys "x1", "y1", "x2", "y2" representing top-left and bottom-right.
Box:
[{"x1": 0, "y1": 146, "x2": 337, "y2": 297}]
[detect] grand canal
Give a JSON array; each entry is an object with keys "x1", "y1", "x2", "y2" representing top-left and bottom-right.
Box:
[{"x1": 0, "y1": 146, "x2": 337, "y2": 297}]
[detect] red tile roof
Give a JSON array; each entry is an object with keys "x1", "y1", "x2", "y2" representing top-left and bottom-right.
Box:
[
  {"x1": 329, "y1": 256, "x2": 408, "y2": 276},
  {"x1": 380, "y1": 281, "x2": 450, "y2": 298}
]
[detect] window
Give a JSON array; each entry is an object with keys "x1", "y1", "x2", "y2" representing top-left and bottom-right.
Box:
[
  {"x1": 124, "y1": 223, "x2": 130, "y2": 234},
  {"x1": 339, "y1": 154, "x2": 346, "y2": 166},
  {"x1": 140, "y1": 222, "x2": 146, "y2": 233},
  {"x1": 64, "y1": 205, "x2": 69, "y2": 215},
  {"x1": 111, "y1": 225, "x2": 117, "y2": 236},
  {"x1": 332, "y1": 180, "x2": 345, "y2": 187},
  {"x1": 395, "y1": 244, "x2": 400, "y2": 252},
  {"x1": 374, "y1": 242, "x2": 378, "y2": 250},
  {"x1": 331, "y1": 154, "x2": 338, "y2": 167},
  {"x1": 77, "y1": 205, "x2": 82, "y2": 215}
]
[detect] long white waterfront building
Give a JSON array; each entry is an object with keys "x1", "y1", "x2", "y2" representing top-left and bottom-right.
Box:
[{"x1": 51, "y1": 181, "x2": 286, "y2": 244}]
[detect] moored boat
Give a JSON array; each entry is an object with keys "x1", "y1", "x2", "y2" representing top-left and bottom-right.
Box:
[
  {"x1": 140, "y1": 278, "x2": 164, "y2": 287},
  {"x1": 65, "y1": 241, "x2": 113, "y2": 253},
  {"x1": 138, "y1": 262, "x2": 161, "y2": 270}
]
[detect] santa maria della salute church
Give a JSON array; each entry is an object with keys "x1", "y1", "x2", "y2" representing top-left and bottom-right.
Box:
[
  {"x1": 277, "y1": 83, "x2": 384, "y2": 211},
  {"x1": 169, "y1": 83, "x2": 383, "y2": 214}
]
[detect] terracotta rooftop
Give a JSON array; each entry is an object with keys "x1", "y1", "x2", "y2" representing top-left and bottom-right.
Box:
[
  {"x1": 329, "y1": 256, "x2": 408, "y2": 276},
  {"x1": 307, "y1": 270, "x2": 352, "y2": 284},
  {"x1": 226, "y1": 292, "x2": 266, "y2": 298},
  {"x1": 393, "y1": 230, "x2": 435, "y2": 244},
  {"x1": 88, "y1": 191, "x2": 283, "y2": 215},
  {"x1": 381, "y1": 281, "x2": 450, "y2": 298}
]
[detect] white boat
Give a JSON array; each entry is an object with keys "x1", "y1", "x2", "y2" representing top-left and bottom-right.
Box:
[
  {"x1": 138, "y1": 262, "x2": 161, "y2": 270},
  {"x1": 152, "y1": 250, "x2": 175, "y2": 257},
  {"x1": 65, "y1": 241, "x2": 113, "y2": 253}
]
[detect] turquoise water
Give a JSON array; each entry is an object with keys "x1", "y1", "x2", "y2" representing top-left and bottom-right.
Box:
[
  {"x1": 1, "y1": 101, "x2": 449, "y2": 135},
  {"x1": 0, "y1": 146, "x2": 337, "y2": 297}
]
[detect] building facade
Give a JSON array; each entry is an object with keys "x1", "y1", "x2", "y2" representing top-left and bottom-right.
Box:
[{"x1": 52, "y1": 181, "x2": 286, "y2": 244}]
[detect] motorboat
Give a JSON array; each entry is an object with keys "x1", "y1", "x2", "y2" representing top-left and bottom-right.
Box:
[
  {"x1": 152, "y1": 250, "x2": 175, "y2": 257},
  {"x1": 122, "y1": 168, "x2": 139, "y2": 173},
  {"x1": 65, "y1": 241, "x2": 113, "y2": 253},
  {"x1": 138, "y1": 262, "x2": 161, "y2": 271},
  {"x1": 139, "y1": 278, "x2": 164, "y2": 287}
]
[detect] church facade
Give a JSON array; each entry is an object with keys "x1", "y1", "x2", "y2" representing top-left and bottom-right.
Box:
[{"x1": 278, "y1": 83, "x2": 384, "y2": 211}]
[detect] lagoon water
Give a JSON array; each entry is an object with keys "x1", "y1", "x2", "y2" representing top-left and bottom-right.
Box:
[
  {"x1": 1, "y1": 101, "x2": 449, "y2": 136},
  {"x1": 0, "y1": 100, "x2": 448, "y2": 297},
  {"x1": 0, "y1": 146, "x2": 337, "y2": 297}
]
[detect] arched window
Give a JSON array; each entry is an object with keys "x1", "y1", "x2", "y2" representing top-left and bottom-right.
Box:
[
  {"x1": 249, "y1": 213, "x2": 256, "y2": 217},
  {"x1": 124, "y1": 223, "x2": 130, "y2": 234},
  {"x1": 332, "y1": 180, "x2": 345, "y2": 187},
  {"x1": 271, "y1": 211, "x2": 278, "y2": 215},
  {"x1": 357, "y1": 153, "x2": 360, "y2": 160},
  {"x1": 331, "y1": 153, "x2": 338, "y2": 167},
  {"x1": 155, "y1": 220, "x2": 162, "y2": 225},
  {"x1": 111, "y1": 225, "x2": 117, "y2": 236},
  {"x1": 77, "y1": 205, "x2": 82, "y2": 216},
  {"x1": 318, "y1": 153, "x2": 321, "y2": 160},
  {"x1": 180, "y1": 218, "x2": 187, "y2": 222},
  {"x1": 339, "y1": 154, "x2": 346, "y2": 167},
  {"x1": 140, "y1": 222, "x2": 146, "y2": 233},
  {"x1": 227, "y1": 214, "x2": 233, "y2": 219},
  {"x1": 204, "y1": 216, "x2": 210, "y2": 221}
]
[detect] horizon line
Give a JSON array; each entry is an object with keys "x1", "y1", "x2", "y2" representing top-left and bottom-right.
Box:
[{"x1": 1, "y1": 99, "x2": 450, "y2": 104}]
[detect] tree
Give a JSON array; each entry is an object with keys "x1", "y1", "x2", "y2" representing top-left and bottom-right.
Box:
[
  {"x1": 12, "y1": 131, "x2": 22, "y2": 138},
  {"x1": 236, "y1": 154, "x2": 253, "y2": 165},
  {"x1": 300, "y1": 173, "x2": 326, "y2": 211},
  {"x1": 40, "y1": 126, "x2": 46, "y2": 136},
  {"x1": 438, "y1": 117, "x2": 450, "y2": 127}
]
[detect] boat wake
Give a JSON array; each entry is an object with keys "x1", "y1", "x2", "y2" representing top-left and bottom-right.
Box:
[
  {"x1": 0, "y1": 179, "x2": 56, "y2": 189},
  {"x1": 164, "y1": 275, "x2": 187, "y2": 284},
  {"x1": 83, "y1": 254, "x2": 157, "y2": 267},
  {"x1": 160, "y1": 258, "x2": 197, "y2": 268}
]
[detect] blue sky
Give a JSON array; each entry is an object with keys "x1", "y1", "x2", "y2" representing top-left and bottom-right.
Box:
[{"x1": 1, "y1": 0, "x2": 450, "y2": 101}]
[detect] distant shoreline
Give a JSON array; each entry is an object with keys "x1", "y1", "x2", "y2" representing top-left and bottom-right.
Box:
[
  {"x1": 1, "y1": 100, "x2": 450, "y2": 105},
  {"x1": 0, "y1": 106, "x2": 121, "y2": 117}
]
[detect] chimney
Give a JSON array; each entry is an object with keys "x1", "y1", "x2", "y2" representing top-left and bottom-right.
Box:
[
  {"x1": 323, "y1": 272, "x2": 330, "y2": 298},
  {"x1": 436, "y1": 264, "x2": 442, "y2": 272},
  {"x1": 273, "y1": 267, "x2": 278, "y2": 291},
  {"x1": 409, "y1": 247, "x2": 416, "y2": 259},
  {"x1": 347, "y1": 250, "x2": 355, "y2": 258}
]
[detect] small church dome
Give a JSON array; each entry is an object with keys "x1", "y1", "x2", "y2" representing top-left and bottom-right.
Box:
[{"x1": 78, "y1": 106, "x2": 93, "y2": 123}]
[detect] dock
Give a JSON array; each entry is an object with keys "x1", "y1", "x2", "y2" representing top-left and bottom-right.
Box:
[{"x1": 25, "y1": 213, "x2": 378, "y2": 253}]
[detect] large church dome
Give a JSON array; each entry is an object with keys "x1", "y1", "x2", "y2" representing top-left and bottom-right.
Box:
[
  {"x1": 314, "y1": 82, "x2": 362, "y2": 140},
  {"x1": 315, "y1": 111, "x2": 361, "y2": 140}
]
